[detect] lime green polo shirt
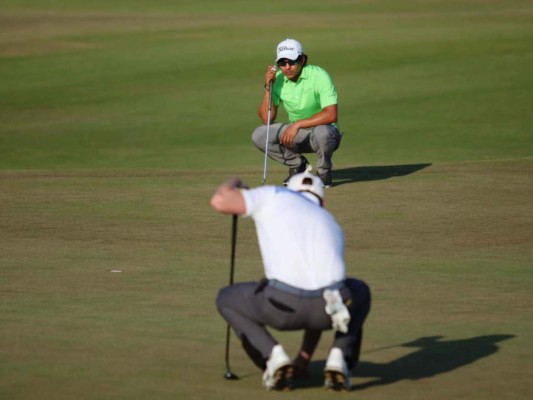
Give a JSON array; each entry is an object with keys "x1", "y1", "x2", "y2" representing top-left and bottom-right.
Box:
[{"x1": 272, "y1": 64, "x2": 338, "y2": 123}]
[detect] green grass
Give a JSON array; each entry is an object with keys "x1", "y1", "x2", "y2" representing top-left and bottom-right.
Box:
[
  {"x1": 0, "y1": 1, "x2": 532, "y2": 399},
  {"x1": 1, "y1": 162, "x2": 531, "y2": 400},
  {"x1": 1, "y1": 1, "x2": 532, "y2": 169}
]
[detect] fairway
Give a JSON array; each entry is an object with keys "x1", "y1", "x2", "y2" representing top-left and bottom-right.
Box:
[{"x1": 1, "y1": 1, "x2": 532, "y2": 399}]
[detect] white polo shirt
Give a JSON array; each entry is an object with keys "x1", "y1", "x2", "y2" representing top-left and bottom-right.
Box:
[{"x1": 241, "y1": 186, "x2": 346, "y2": 290}]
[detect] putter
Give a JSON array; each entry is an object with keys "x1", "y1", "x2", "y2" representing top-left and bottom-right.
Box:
[
  {"x1": 262, "y1": 74, "x2": 275, "y2": 185},
  {"x1": 224, "y1": 214, "x2": 239, "y2": 380}
]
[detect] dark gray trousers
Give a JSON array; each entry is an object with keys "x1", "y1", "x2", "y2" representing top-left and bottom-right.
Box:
[{"x1": 216, "y1": 278, "x2": 371, "y2": 370}]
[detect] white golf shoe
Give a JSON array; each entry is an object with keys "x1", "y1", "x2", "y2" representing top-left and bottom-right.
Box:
[
  {"x1": 324, "y1": 347, "x2": 351, "y2": 391},
  {"x1": 262, "y1": 344, "x2": 293, "y2": 391}
]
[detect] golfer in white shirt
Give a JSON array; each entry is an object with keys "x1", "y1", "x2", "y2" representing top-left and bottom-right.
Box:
[{"x1": 210, "y1": 172, "x2": 371, "y2": 391}]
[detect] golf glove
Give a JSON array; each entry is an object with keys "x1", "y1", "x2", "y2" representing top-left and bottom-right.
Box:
[{"x1": 324, "y1": 289, "x2": 351, "y2": 333}]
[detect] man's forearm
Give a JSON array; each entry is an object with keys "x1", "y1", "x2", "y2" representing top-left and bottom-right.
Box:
[
  {"x1": 292, "y1": 105, "x2": 337, "y2": 130},
  {"x1": 257, "y1": 88, "x2": 276, "y2": 124}
]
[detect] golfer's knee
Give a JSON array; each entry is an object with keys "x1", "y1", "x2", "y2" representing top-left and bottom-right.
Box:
[
  {"x1": 216, "y1": 286, "x2": 233, "y2": 310},
  {"x1": 251, "y1": 126, "x2": 266, "y2": 150},
  {"x1": 312, "y1": 125, "x2": 339, "y2": 153},
  {"x1": 359, "y1": 282, "x2": 371, "y2": 319},
  {"x1": 312, "y1": 126, "x2": 329, "y2": 143},
  {"x1": 358, "y1": 280, "x2": 371, "y2": 307},
  {"x1": 347, "y1": 279, "x2": 371, "y2": 309}
]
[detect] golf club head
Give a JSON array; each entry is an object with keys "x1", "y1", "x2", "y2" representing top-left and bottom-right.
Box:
[{"x1": 224, "y1": 371, "x2": 239, "y2": 380}]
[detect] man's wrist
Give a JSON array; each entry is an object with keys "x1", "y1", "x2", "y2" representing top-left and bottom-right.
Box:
[{"x1": 291, "y1": 122, "x2": 303, "y2": 131}]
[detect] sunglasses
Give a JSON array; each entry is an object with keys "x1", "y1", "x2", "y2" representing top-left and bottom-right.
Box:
[{"x1": 276, "y1": 57, "x2": 301, "y2": 67}]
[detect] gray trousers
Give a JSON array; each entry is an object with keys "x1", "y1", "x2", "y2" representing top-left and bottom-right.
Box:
[
  {"x1": 216, "y1": 278, "x2": 371, "y2": 371},
  {"x1": 251, "y1": 123, "x2": 342, "y2": 174}
]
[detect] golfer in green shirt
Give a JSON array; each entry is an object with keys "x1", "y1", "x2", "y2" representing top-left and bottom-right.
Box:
[{"x1": 252, "y1": 38, "x2": 342, "y2": 187}]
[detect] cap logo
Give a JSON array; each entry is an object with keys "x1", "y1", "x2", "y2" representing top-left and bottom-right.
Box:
[{"x1": 278, "y1": 45, "x2": 295, "y2": 52}]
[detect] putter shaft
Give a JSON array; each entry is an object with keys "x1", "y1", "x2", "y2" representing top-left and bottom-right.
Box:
[{"x1": 262, "y1": 79, "x2": 274, "y2": 185}]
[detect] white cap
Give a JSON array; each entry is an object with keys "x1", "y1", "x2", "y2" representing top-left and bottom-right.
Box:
[
  {"x1": 287, "y1": 171, "x2": 325, "y2": 200},
  {"x1": 276, "y1": 38, "x2": 304, "y2": 61}
]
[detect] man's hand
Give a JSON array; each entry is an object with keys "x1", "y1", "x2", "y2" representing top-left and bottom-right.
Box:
[
  {"x1": 264, "y1": 65, "x2": 277, "y2": 89},
  {"x1": 210, "y1": 178, "x2": 247, "y2": 215},
  {"x1": 280, "y1": 124, "x2": 300, "y2": 148},
  {"x1": 293, "y1": 352, "x2": 311, "y2": 378}
]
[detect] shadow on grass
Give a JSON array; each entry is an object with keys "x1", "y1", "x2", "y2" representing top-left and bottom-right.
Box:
[
  {"x1": 295, "y1": 334, "x2": 514, "y2": 390},
  {"x1": 333, "y1": 163, "x2": 432, "y2": 186}
]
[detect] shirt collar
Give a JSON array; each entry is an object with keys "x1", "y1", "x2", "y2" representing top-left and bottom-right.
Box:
[{"x1": 301, "y1": 191, "x2": 322, "y2": 206}]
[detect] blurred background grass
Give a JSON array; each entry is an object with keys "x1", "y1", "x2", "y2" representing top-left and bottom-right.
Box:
[{"x1": 1, "y1": 0, "x2": 531, "y2": 170}]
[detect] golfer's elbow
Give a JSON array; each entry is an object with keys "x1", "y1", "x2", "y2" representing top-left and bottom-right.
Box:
[
  {"x1": 324, "y1": 105, "x2": 338, "y2": 125},
  {"x1": 258, "y1": 112, "x2": 270, "y2": 125},
  {"x1": 258, "y1": 109, "x2": 275, "y2": 125}
]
